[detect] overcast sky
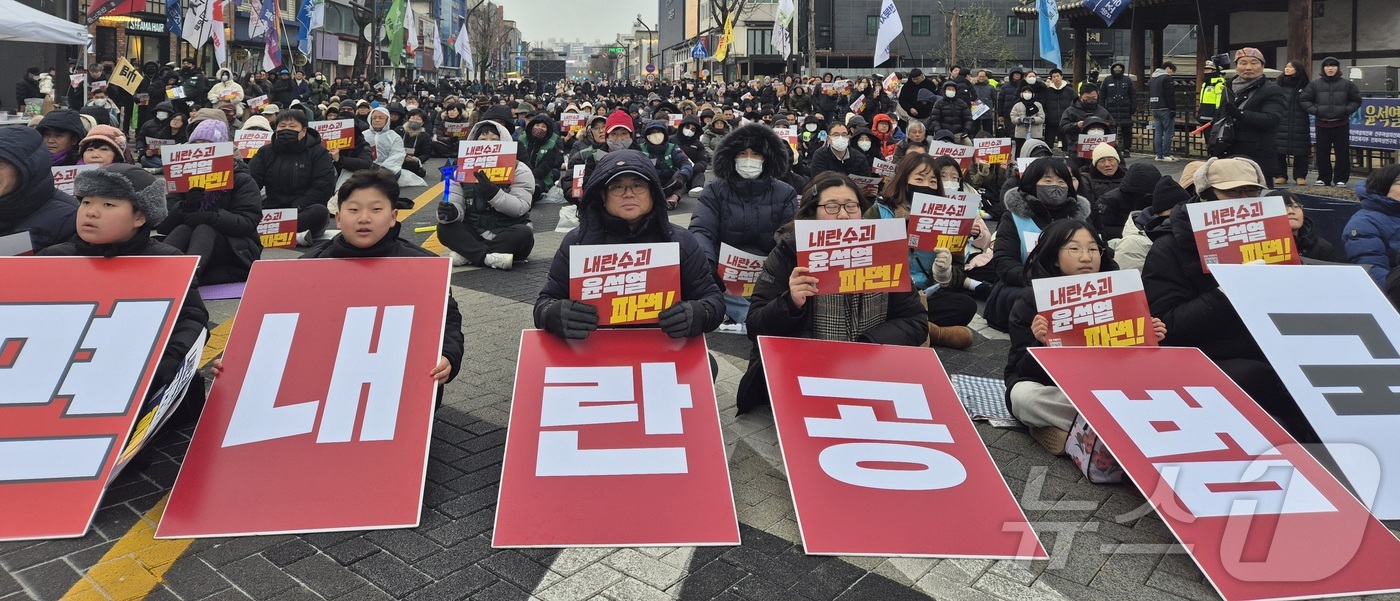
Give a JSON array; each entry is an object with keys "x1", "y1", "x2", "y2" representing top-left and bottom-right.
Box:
[{"x1": 505, "y1": 0, "x2": 657, "y2": 46}]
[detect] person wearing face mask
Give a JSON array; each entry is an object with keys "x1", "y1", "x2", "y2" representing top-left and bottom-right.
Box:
[
  {"x1": 850, "y1": 126, "x2": 885, "y2": 163},
  {"x1": 396, "y1": 108, "x2": 432, "y2": 177},
  {"x1": 437, "y1": 104, "x2": 535, "y2": 271},
  {"x1": 891, "y1": 119, "x2": 931, "y2": 164},
  {"x1": 1006, "y1": 219, "x2": 1144, "y2": 454},
  {"x1": 177, "y1": 59, "x2": 210, "y2": 107},
  {"x1": 1141, "y1": 156, "x2": 1318, "y2": 443},
  {"x1": 1037, "y1": 69, "x2": 1076, "y2": 150},
  {"x1": 515, "y1": 111, "x2": 565, "y2": 203},
  {"x1": 134, "y1": 101, "x2": 181, "y2": 168},
  {"x1": 985, "y1": 157, "x2": 1096, "y2": 331},
  {"x1": 638, "y1": 121, "x2": 695, "y2": 210},
  {"x1": 996, "y1": 67, "x2": 1026, "y2": 138},
  {"x1": 810, "y1": 122, "x2": 873, "y2": 178},
  {"x1": 867, "y1": 154, "x2": 992, "y2": 349},
  {"x1": 796, "y1": 114, "x2": 826, "y2": 169},
  {"x1": 432, "y1": 101, "x2": 470, "y2": 158},
  {"x1": 561, "y1": 115, "x2": 609, "y2": 203},
  {"x1": 207, "y1": 68, "x2": 244, "y2": 105},
  {"x1": 1208, "y1": 48, "x2": 1287, "y2": 184},
  {"x1": 563, "y1": 110, "x2": 638, "y2": 205},
  {"x1": 247, "y1": 110, "x2": 337, "y2": 245},
  {"x1": 671, "y1": 115, "x2": 710, "y2": 197},
  {"x1": 1009, "y1": 84, "x2": 1045, "y2": 158},
  {"x1": 789, "y1": 84, "x2": 813, "y2": 115},
  {"x1": 1058, "y1": 84, "x2": 1114, "y2": 153},
  {"x1": 688, "y1": 123, "x2": 799, "y2": 334},
  {"x1": 1100, "y1": 63, "x2": 1136, "y2": 157},
  {"x1": 1065, "y1": 115, "x2": 1114, "y2": 173},
  {"x1": 930, "y1": 81, "x2": 973, "y2": 142},
  {"x1": 270, "y1": 69, "x2": 295, "y2": 108},
  {"x1": 701, "y1": 113, "x2": 730, "y2": 157},
  {"x1": 310, "y1": 72, "x2": 332, "y2": 105}
]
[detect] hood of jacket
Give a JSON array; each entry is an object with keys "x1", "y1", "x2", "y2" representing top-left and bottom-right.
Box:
[
  {"x1": 478, "y1": 103, "x2": 517, "y2": 136},
  {"x1": 871, "y1": 113, "x2": 896, "y2": 137},
  {"x1": 577, "y1": 149, "x2": 672, "y2": 243},
  {"x1": 467, "y1": 118, "x2": 513, "y2": 141},
  {"x1": 1020, "y1": 138, "x2": 1052, "y2": 158},
  {"x1": 1356, "y1": 185, "x2": 1400, "y2": 217},
  {"x1": 0, "y1": 126, "x2": 64, "y2": 228},
  {"x1": 524, "y1": 111, "x2": 558, "y2": 141},
  {"x1": 1120, "y1": 163, "x2": 1162, "y2": 195},
  {"x1": 1003, "y1": 186, "x2": 1092, "y2": 222},
  {"x1": 714, "y1": 123, "x2": 790, "y2": 181},
  {"x1": 1081, "y1": 116, "x2": 1112, "y2": 133}
]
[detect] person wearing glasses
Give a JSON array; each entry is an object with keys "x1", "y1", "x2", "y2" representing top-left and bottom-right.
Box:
[
  {"x1": 534, "y1": 149, "x2": 725, "y2": 342},
  {"x1": 1279, "y1": 190, "x2": 1344, "y2": 262},
  {"x1": 1005, "y1": 219, "x2": 1150, "y2": 455},
  {"x1": 734, "y1": 172, "x2": 928, "y2": 414}
]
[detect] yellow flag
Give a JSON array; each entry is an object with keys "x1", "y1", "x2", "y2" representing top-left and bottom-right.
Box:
[
  {"x1": 714, "y1": 13, "x2": 733, "y2": 63},
  {"x1": 110, "y1": 56, "x2": 145, "y2": 96}
]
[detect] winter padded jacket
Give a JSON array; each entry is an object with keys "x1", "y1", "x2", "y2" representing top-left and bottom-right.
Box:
[
  {"x1": 1101, "y1": 72, "x2": 1136, "y2": 123},
  {"x1": 1300, "y1": 69, "x2": 1363, "y2": 123},
  {"x1": 516, "y1": 112, "x2": 565, "y2": 191},
  {"x1": 809, "y1": 145, "x2": 873, "y2": 178},
  {"x1": 992, "y1": 188, "x2": 1096, "y2": 288},
  {"x1": 0, "y1": 126, "x2": 77, "y2": 252},
  {"x1": 1274, "y1": 73, "x2": 1313, "y2": 156},
  {"x1": 1037, "y1": 81, "x2": 1076, "y2": 128},
  {"x1": 158, "y1": 158, "x2": 264, "y2": 273},
  {"x1": 248, "y1": 127, "x2": 338, "y2": 212},
  {"x1": 689, "y1": 124, "x2": 798, "y2": 268},
  {"x1": 442, "y1": 120, "x2": 536, "y2": 234},
  {"x1": 929, "y1": 96, "x2": 973, "y2": 137},
  {"x1": 1344, "y1": 184, "x2": 1400, "y2": 285}
]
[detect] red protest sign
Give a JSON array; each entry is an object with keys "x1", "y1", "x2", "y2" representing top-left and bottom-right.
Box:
[
  {"x1": 158, "y1": 257, "x2": 450, "y2": 538},
  {"x1": 310, "y1": 119, "x2": 355, "y2": 151},
  {"x1": 571, "y1": 164, "x2": 585, "y2": 199},
  {"x1": 247, "y1": 95, "x2": 269, "y2": 111},
  {"x1": 0, "y1": 256, "x2": 197, "y2": 541},
  {"x1": 1076, "y1": 133, "x2": 1116, "y2": 159},
  {"x1": 569, "y1": 242, "x2": 681, "y2": 326},
  {"x1": 233, "y1": 130, "x2": 271, "y2": 159},
  {"x1": 145, "y1": 137, "x2": 176, "y2": 151},
  {"x1": 162, "y1": 142, "x2": 235, "y2": 193},
  {"x1": 929, "y1": 141, "x2": 974, "y2": 170},
  {"x1": 974, "y1": 137, "x2": 1013, "y2": 165},
  {"x1": 443, "y1": 121, "x2": 471, "y2": 139},
  {"x1": 718, "y1": 243, "x2": 765, "y2": 297},
  {"x1": 871, "y1": 158, "x2": 897, "y2": 184},
  {"x1": 456, "y1": 140, "x2": 519, "y2": 185},
  {"x1": 494, "y1": 329, "x2": 738, "y2": 547},
  {"x1": 559, "y1": 112, "x2": 586, "y2": 134},
  {"x1": 51, "y1": 164, "x2": 97, "y2": 196},
  {"x1": 759, "y1": 337, "x2": 1046, "y2": 558},
  {"x1": 773, "y1": 126, "x2": 798, "y2": 156},
  {"x1": 257, "y1": 208, "x2": 298, "y2": 249},
  {"x1": 667, "y1": 114, "x2": 683, "y2": 129},
  {"x1": 795, "y1": 219, "x2": 910, "y2": 295},
  {"x1": 1032, "y1": 269, "x2": 1155, "y2": 348},
  {"x1": 907, "y1": 192, "x2": 976, "y2": 253},
  {"x1": 1030, "y1": 346, "x2": 1400, "y2": 601},
  {"x1": 1187, "y1": 196, "x2": 1299, "y2": 272}
]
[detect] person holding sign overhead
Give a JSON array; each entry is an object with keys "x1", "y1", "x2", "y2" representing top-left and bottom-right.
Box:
[
  {"x1": 735, "y1": 172, "x2": 928, "y2": 413},
  {"x1": 156, "y1": 119, "x2": 264, "y2": 285},
  {"x1": 437, "y1": 104, "x2": 536, "y2": 271},
  {"x1": 248, "y1": 110, "x2": 338, "y2": 247},
  {"x1": 533, "y1": 150, "x2": 724, "y2": 341}
]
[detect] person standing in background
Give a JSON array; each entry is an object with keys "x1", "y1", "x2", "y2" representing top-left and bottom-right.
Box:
[{"x1": 1300, "y1": 56, "x2": 1363, "y2": 187}]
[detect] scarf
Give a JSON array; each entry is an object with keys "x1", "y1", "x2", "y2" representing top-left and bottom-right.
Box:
[
  {"x1": 51, "y1": 148, "x2": 71, "y2": 165},
  {"x1": 811, "y1": 293, "x2": 888, "y2": 342}
]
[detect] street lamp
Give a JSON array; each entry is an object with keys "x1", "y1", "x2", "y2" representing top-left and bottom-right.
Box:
[{"x1": 635, "y1": 15, "x2": 655, "y2": 74}]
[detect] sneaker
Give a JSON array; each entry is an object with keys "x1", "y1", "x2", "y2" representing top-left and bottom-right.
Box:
[
  {"x1": 1029, "y1": 426, "x2": 1070, "y2": 456},
  {"x1": 295, "y1": 231, "x2": 314, "y2": 247},
  {"x1": 1315, "y1": 179, "x2": 1326, "y2": 186},
  {"x1": 448, "y1": 251, "x2": 469, "y2": 267},
  {"x1": 484, "y1": 252, "x2": 514, "y2": 270},
  {"x1": 1161, "y1": 156, "x2": 1179, "y2": 162},
  {"x1": 688, "y1": 186, "x2": 704, "y2": 198},
  {"x1": 716, "y1": 321, "x2": 747, "y2": 335},
  {"x1": 1335, "y1": 182, "x2": 1348, "y2": 188}
]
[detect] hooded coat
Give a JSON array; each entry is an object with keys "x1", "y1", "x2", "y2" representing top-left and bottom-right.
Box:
[
  {"x1": 442, "y1": 118, "x2": 535, "y2": 235},
  {"x1": 1058, "y1": 99, "x2": 1114, "y2": 140},
  {"x1": 701, "y1": 118, "x2": 730, "y2": 157},
  {"x1": 1101, "y1": 66, "x2": 1136, "y2": 122},
  {"x1": 929, "y1": 89, "x2": 973, "y2": 136},
  {"x1": 639, "y1": 120, "x2": 695, "y2": 187},
  {"x1": 851, "y1": 127, "x2": 885, "y2": 163},
  {"x1": 1274, "y1": 63, "x2": 1313, "y2": 157},
  {"x1": 897, "y1": 74, "x2": 939, "y2": 119},
  {"x1": 207, "y1": 68, "x2": 245, "y2": 104},
  {"x1": 1343, "y1": 182, "x2": 1400, "y2": 284},
  {"x1": 670, "y1": 115, "x2": 710, "y2": 169},
  {"x1": 992, "y1": 187, "x2": 1096, "y2": 288},
  {"x1": 363, "y1": 107, "x2": 406, "y2": 175},
  {"x1": 689, "y1": 124, "x2": 798, "y2": 268},
  {"x1": 517, "y1": 111, "x2": 565, "y2": 192},
  {"x1": 1037, "y1": 79, "x2": 1076, "y2": 129},
  {"x1": 247, "y1": 126, "x2": 338, "y2": 212},
  {"x1": 997, "y1": 68, "x2": 1026, "y2": 121},
  {"x1": 0, "y1": 126, "x2": 77, "y2": 252},
  {"x1": 533, "y1": 150, "x2": 725, "y2": 333},
  {"x1": 157, "y1": 157, "x2": 264, "y2": 279},
  {"x1": 1096, "y1": 162, "x2": 1161, "y2": 239}
]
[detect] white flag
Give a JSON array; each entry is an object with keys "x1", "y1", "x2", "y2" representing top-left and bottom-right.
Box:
[
  {"x1": 181, "y1": 0, "x2": 214, "y2": 51},
  {"x1": 210, "y1": 0, "x2": 225, "y2": 66},
  {"x1": 772, "y1": 0, "x2": 795, "y2": 59},
  {"x1": 432, "y1": 21, "x2": 443, "y2": 68},
  {"x1": 874, "y1": 0, "x2": 903, "y2": 67},
  {"x1": 248, "y1": 0, "x2": 267, "y2": 37},
  {"x1": 309, "y1": 0, "x2": 324, "y2": 30},
  {"x1": 455, "y1": 22, "x2": 473, "y2": 73},
  {"x1": 404, "y1": 6, "x2": 417, "y2": 56}
]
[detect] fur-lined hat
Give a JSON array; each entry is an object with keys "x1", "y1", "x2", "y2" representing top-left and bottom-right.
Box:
[{"x1": 73, "y1": 163, "x2": 168, "y2": 225}]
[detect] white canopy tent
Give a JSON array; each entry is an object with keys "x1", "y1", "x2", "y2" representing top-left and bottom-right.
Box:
[{"x1": 0, "y1": 0, "x2": 88, "y2": 45}]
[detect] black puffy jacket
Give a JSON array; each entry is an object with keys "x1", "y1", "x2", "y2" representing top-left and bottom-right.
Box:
[
  {"x1": 928, "y1": 96, "x2": 972, "y2": 136},
  {"x1": 1096, "y1": 162, "x2": 1160, "y2": 239},
  {"x1": 158, "y1": 158, "x2": 264, "y2": 277},
  {"x1": 1300, "y1": 67, "x2": 1363, "y2": 123},
  {"x1": 670, "y1": 115, "x2": 710, "y2": 169},
  {"x1": 1101, "y1": 71, "x2": 1136, "y2": 122},
  {"x1": 1274, "y1": 74, "x2": 1312, "y2": 156},
  {"x1": 0, "y1": 126, "x2": 77, "y2": 253},
  {"x1": 688, "y1": 124, "x2": 798, "y2": 267},
  {"x1": 247, "y1": 127, "x2": 338, "y2": 211},
  {"x1": 1037, "y1": 82, "x2": 1076, "y2": 127},
  {"x1": 997, "y1": 69, "x2": 1025, "y2": 120}
]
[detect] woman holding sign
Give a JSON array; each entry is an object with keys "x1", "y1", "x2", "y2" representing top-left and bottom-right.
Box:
[
  {"x1": 156, "y1": 120, "x2": 264, "y2": 286},
  {"x1": 1005, "y1": 220, "x2": 1164, "y2": 454},
  {"x1": 735, "y1": 172, "x2": 928, "y2": 413}
]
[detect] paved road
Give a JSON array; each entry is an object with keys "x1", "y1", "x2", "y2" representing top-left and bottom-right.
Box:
[{"x1": 2, "y1": 158, "x2": 1393, "y2": 601}]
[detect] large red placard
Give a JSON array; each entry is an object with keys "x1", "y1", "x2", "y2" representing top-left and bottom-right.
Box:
[
  {"x1": 494, "y1": 329, "x2": 738, "y2": 547},
  {"x1": 158, "y1": 257, "x2": 450, "y2": 538},
  {"x1": 1031, "y1": 347, "x2": 1400, "y2": 601},
  {"x1": 1186, "y1": 197, "x2": 1299, "y2": 272},
  {"x1": 759, "y1": 336, "x2": 1046, "y2": 558},
  {"x1": 1032, "y1": 269, "x2": 1155, "y2": 348},
  {"x1": 0, "y1": 256, "x2": 196, "y2": 540}
]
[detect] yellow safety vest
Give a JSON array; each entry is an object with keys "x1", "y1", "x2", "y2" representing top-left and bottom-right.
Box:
[{"x1": 1199, "y1": 75, "x2": 1224, "y2": 108}]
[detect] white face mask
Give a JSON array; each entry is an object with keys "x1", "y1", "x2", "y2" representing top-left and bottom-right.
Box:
[
  {"x1": 647, "y1": 132, "x2": 665, "y2": 144},
  {"x1": 945, "y1": 90, "x2": 956, "y2": 98},
  {"x1": 682, "y1": 127, "x2": 696, "y2": 137},
  {"x1": 156, "y1": 111, "x2": 170, "y2": 120},
  {"x1": 1025, "y1": 76, "x2": 1038, "y2": 85},
  {"x1": 221, "y1": 75, "x2": 230, "y2": 82},
  {"x1": 857, "y1": 139, "x2": 872, "y2": 152},
  {"x1": 829, "y1": 137, "x2": 849, "y2": 152},
  {"x1": 1022, "y1": 93, "x2": 1034, "y2": 100},
  {"x1": 805, "y1": 123, "x2": 818, "y2": 132},
  {"x1": 943, "y1": 181, "x2": 960, "y2": 194},
  {"x1": 735, "y1": 157, "x2": 764, "y2": 180}
]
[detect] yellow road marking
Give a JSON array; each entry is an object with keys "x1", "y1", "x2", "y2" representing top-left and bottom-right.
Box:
[{"x1": 62, "y1": 181, "x2": 446, "y2": 600}]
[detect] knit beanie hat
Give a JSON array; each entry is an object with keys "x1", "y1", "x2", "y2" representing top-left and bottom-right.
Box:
[
  {"x1": 78, "y1": 125, "x2": 128, "y2": 156},
  {"x1": 1091, "y1": 143, "x2": 1119, "y2": 166},
  {"x1": 605, "y1": 109, "x2": 634, "y2": 134},
  {"x1": 1120, "y1": 163, "x2": 1162, "y2": 195},
  {"x1": 190, "y1": 119, "x2": 229, "y2": 143},
  {"x1": 73, "y1": 163, "x2": 168, "y2": 225}
]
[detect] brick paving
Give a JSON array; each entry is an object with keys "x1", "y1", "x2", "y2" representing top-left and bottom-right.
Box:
[{"x1": 3, "y1": 159, "x2": 1397, "y2": 601}]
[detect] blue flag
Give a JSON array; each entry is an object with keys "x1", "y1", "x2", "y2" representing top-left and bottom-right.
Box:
[
  {"x1": 297, "y1": 0, "x2": 313, "y2": 55},
  {"x1": 691, "y1": 40, "x2": 708, "y2": 60},
  {"x1": 1038, "y1": 0, "x2": 1063, "y2": 69},
  {"x1": 166, "y1": 0, "x2": 182, "y2": 35},
  {"x1": 1085, "y1": 0, "x2": 1131, "y2": 27}
]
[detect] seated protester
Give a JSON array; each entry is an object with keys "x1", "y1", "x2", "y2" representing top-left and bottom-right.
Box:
[
  {"x1": 0, "y1": 126, "x2": 78, "y2": 252},
  {"x1": 1067, "y1": 117, "x2": 1113, "y2": 174},
  {"x1": 364, "y1": 106, "x2": 406, "y2": 177},
  {"x1": 436, "y1": 112, "x2": 535, "y2": 270},
  {"x1": 795, "y1": 114, "x2": 826, "y2": 170},
  {"x1": 810, "y1": 121, "x2": 873, "y2": 178},
  {"x1": 241, "y1": 114, "x2": 272, "y2": 132},
  {"x1": 134, "y1": 101, "x2": 182, "y2": 168},
  {"x1": 533, "y1": 149, "x2": 724, "y2": 341},
  {"x1": 866, "y1": 154, "x2": 990, "y2": 349},
  {"x1": 302, "y1": 170, "x2": 463, "y2": 390},
  {"x1": 248, "y1": 109, "x2": 338, "y2": 246},
  {"x1": 929, "y1": 128, "x2": 958, "y2": 145},
  {"x1": 689, "y1": 123, "x2": 799, "y2": 334},
  {"x1": 36, "y1": 109, "x2": 87, "y2": 168},
  {"x1": 1277, "y1": 191, "x2": 1342, "y2": 263},
  {"x1": 638, "y1": 120, "x2": 695, "y2": 210},
  {"x1": 78, "y1": 125, "x2": 128, "y2": 167},
  {"x1": 931, "y1": 156, "x2": 997, "y2": 294},
  {"x1": 1076, "y1": 141, "x2": 1123, "y2": 217},
  {"x1": 891, "y1": 119, "x2": 931, "y2": 164},
  {"x1": 156, "y1": 119, "x2": 263, "y2": 285},
  {"x1": 1115, "y1": 175, "x2": 1188, "y2": 272},
  {"x1": 735, "y1": 172, "x2": 928, "y2": 413},
  {"x1": 1097, "y1": 162, "x2": 1160, "y2": 240},
  {"x1": 1143, "y1": 156, "x2": 1317, "y2": 442},
  {"x1": 398, "y1": 108, "x2": 433, "y2": 178},
  {"x1": 569, "y1": 114, "x2": 608, "y2": 156},
  {"x1": 517, "y1": 111, "x2": 565, "y2": 203},
  {"x1": 987, "y1": 157, "x2": 1100, "y2": 330},
  {"x1": 871, "y1": 114, "x2": 901, "y2": 159},
  {"x1": 39, "y1": 164, "x2": 209, "y2": 424},
  {"x1": 1006, "y1": 219, "x2": 1165, "y2": 454},
  {"x1": 563, "y1": 111, "x2": 634, "y2": 205},
  {"x1": 1009, "y1": 85, "x2": 1045, "y2": 158},
  {"x1": 930, "y1": 80, "x2": 973, "y2": 142},
  {"x1": 672, "y1": 115, "x2": 710, "y2": 197},
  {"x1": 432, "y1": 101, "x2": 470, "y2": 158},
  {"x1": 1344, "y1": 164, "x2": 1400, "y2": 285},
  {"x1": 851, "y1": 126, "x2": 885, "y2": 163}
]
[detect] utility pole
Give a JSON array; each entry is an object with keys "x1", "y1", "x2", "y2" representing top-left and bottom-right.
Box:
[{"x1": 806, "y1": 0, "x2": 816, "y2": 74}]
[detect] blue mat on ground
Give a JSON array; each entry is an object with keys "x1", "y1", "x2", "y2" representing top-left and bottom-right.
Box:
[
  {"x1": 951, "y1": 374, "x2": 1022, "y2": 428},
  {"x1": 198, "y1": 282, "x2": 246, "y2": 300}
]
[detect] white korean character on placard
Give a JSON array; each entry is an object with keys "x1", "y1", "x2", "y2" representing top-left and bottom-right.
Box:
[
  {"x1": 1051, "y1": 308, "x2": 1073, "y2": 333},
  {"x1": 581, "y1": 276, "x2": 604, "y2": 300},
  {"x1": 623, "y1": 271, "x2": 647, "y2": 294},
  {"x1": 851, "y1": 245, "x2": 875, "y2": 268},
  {"x1": 809, "y1": 250, "x2": 829, "y2": 272},
  {"x1": 536, "y1": 363, "x2": 693, "y2": 477}
]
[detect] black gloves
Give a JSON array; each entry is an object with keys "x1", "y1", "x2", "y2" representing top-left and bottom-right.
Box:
[
  {"x1": 436, "y1": 201, "x2": 461, "y2": 223},
  {"x1": 657, "y1": 300, "x2": 708, "y2": 339},
  {"x1": 473, "y1": 169, "x2": 500, "y2": 201},
  {"x1": 544, "y1": 299, "x2": 599, "y2": 340},
  {"x1": 184, "y1": 211, "x2": 217, "y2": 226},
  {"x1": 667, "y1": 172, "x2": 685, "y2": 190},
  {"x1": 1224, "y1": 102, "x2": 1243, "y2": 119},
  {"x1": 180, "y1": 188, "x2": 204, "y2": 212}
]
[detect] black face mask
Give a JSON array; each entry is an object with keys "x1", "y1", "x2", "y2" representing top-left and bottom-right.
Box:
[
  {"x1": 274, "y1": 130, "x2": 301, "y2": 149},
  {"x1": 1082, "y1": 101, "x2": 1098, "y2": 111},
  {"x1": 906, "y1": 184, "x2": 939, "y2": 200}
]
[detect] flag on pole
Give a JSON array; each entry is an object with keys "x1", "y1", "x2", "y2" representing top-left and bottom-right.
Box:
[
  {"x1": 404, "y1": 7, "x2": 418, "y2": 58},
  {"x1": 297, "y1": 0, "x2": 313, "y2": 55},
  {"x1": 308, "y1": 0, "x2": 324, "y2": 30},
  {"x1": 455, "y1": 22, "x2": 473, "y2": 73},
  {"x1": 211, "y1": 0, "x2": 226, "y2": 67},
  {"x1": 713, "y1": 13, "x2": 733, "y2": 63},
  {"x1": 261, "y1": 0, "x2": 282, "y2": 70},
  {"x1": 873, "y1": 0, "x2": 902, "y2": 67},
  {"x1": 248, "y1": 0, "x2": 266, "y2": 37},
  {"x1": 181, "y1": 0, "x2": 214, "y2": 53},
  {"x1": 772, "y1": 0, "x2": 795, "y2": 59},
  {"x1": 1038, "y1": 0, "x2": 1063, "y2": 68},
  {"x1": 166, "y1": 0, "x2": 182, "y2": 36},
  {"x1": 432, "y1": 20, "x2": 444, "y2": 68},
  {"x1": 690, "y1": 39, "x2": 708, "y2": 60},
  {"x1": 385, "y1": 0, "x2": 405, "y2": 67},
  {"x1": 1085, "y1": 0, "x2": 1131, "y2": 27}
]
